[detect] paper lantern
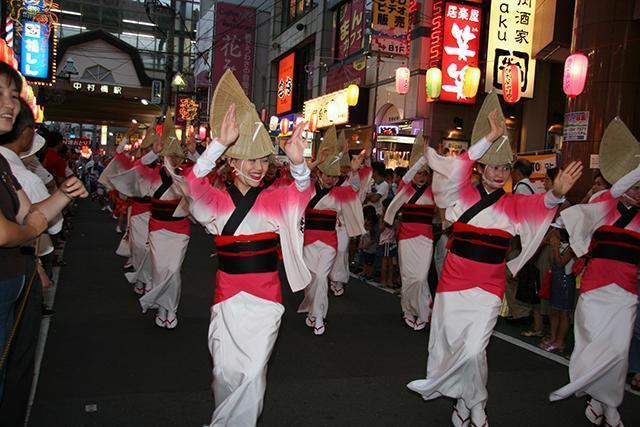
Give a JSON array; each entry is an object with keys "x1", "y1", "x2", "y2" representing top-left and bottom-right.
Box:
[
  {"x1": 280, "y1": 117, "x2": 290, "y2": 135},
  {"x1": 426, "y1": 67, "x2": 442, "y2": 99},
  {"x1": 308, "y1": 112, "x2": 318, "y2": 132},
  {"x1": 347, "y1": 84, "x2": 359, "y2": 106},
  {"x1": 268, "y1": 116, "x2": 279, "y2": 132},
  {"x1": 463, "y1": 67, "x2": 481, "y2": 98},
  {"x1": 175, "y1": 128, "x2": 183, "y2": 141},
  {"x1": 395, "y1": 67, "x2": 410, "y2": 94},
  {"x1": 327, "y1": 100, "x2": 338, "y2": 122},
  {"x1": 260, "y1": 108, "x2": 268, "y2": 123},
  {"x1": 155, "y1": 123, "x2": 163, "y2": 136},
  {"x1": 198, "y1": 125, "x2": 207, "y2": 140},
  {"x1": 502, "y1": 64, "x2": 521, "y2": 104},
  {"x1": 563, "y1": 52, "x2": 588, "y2": 98}
]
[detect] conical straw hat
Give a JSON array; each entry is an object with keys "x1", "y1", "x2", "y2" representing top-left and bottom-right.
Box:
[
  {"x1": 599, "y1": 117, "x2": 640, "y2": 184},
  {"x1": 159, "y1": 108, "x2": 185, "y2": 159},
  {"x1": 140, "y1": 118, "x2": 159, "y2": 149},
  {"x1": 318, "y1": 125, "x2": 341, "y2": 176},
  {"x1": 210, "y1": 69, "x2": 273, "y2": 160},
  {"x1": 471, "y1": 91, "x2": 513, "y2": 166},
  {"x1": 338, "y1": 131, "x2": 351, "y2": 167},
  {"x1": 409, "y1": 132, "x2": 428, "y2": 169}
]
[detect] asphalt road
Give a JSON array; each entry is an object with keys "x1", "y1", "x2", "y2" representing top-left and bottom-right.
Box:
[{"x1": 29, "y1": 200, "x2": 640, "y2": 426}]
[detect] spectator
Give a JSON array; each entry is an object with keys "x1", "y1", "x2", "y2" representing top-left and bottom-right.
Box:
[
  {"x1": 580, "y1": 171, "x2": 612, "y2": 203},
  {"x1": 359, "y1": 206, "x2": 379, "y2": 281},
  {"x1": 378, "y1": 198, "x2": 397, "y2": 287},
  {"x1": 364, "y1": 162, "x2": 389, "y2": 217},
  {"x1": 511, "y1": 159, "x2": 535, "y2": 195},
  {"x1": 383, "y1": 168, "x2": 394, "y2": 199},
  {"x1": 44, "y1": 131, "x2": 66, "y2": 186}
]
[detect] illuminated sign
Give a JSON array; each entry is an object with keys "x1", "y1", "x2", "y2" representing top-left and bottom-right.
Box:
[
  {"x1": 485, "y1": 0, "x2": 537, "y2": 98},
  {"x1": 72, "y1": 82, "x2": 123, "y2": 95},
  {"x1": 276, "y1": 52, "x2": 295, "y2": 115},
  {"x1": 371, "y1": 0, "x2": 410, "y2": 55},
  {"x1": 440, "y1": 2, "x2": 482, "y2": 103},
  {"x1": 303, "y1": 89, "x2": 350, "y2": 129},
  {"x1": 20, "y1": 21, "x2": 49, "y2": 78}
]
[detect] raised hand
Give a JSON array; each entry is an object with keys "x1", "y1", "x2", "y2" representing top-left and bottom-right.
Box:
[
  {"x1": 282, "y1": 121, "x2": 308, "y2": 165},
  {"x1": 219, "y1": 104, "x2": 239, "y2": 147},
  {"x1": 486, "y1": 109, "x2": 505, "y2": 143},
  {"x1": 351, "y1": 149, "x2": 366, "y2": 172},
  {"x1": 553, "y1": 161, "x2": 583, "y2": 197}
]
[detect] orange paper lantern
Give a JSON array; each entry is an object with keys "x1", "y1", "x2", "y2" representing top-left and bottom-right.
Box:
[
  {"x1": 346, "y1": 84, "x2": 359, "y2": 106},
  {"x1": 462, "y1": 67, "x2": 481, "y2": 98},
  {"x1": 502, "y1": 64, "x2": 521, "y2": 104},
  {"x1": 308, "y1": 112, "x2": 318, "y2": 132},
  {"x1": 280, "y1": 117, "x2": 290, "y2": 135}
]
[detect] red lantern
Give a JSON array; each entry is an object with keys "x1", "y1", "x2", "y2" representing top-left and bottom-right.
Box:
[
  {"x1": 280, "y1": 117, "x2": 290, "y2": 135},
  {"x1": 198, "y1": 125, "x2": 207, "y2": 140},
  {"x1": 502, "y1": 64, "x2": 521, "y2": 104},
  {"x1": 308, "y1": 113, "x2": 318, "y2": 132},
  {"x1": 260, "y1": 108, "x2": 268, "y2": 123},
  {"x1": 155, "y1": 123, "x2": 163, "y2": 136},
  {"x1": 563, "y1": 53, "x2": 588, "y2": 98},
  {"x1": 395, "y1": 67, "x2": 410, "y2": 95}
]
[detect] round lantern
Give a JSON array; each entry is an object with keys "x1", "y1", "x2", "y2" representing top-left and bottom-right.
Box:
[
  {"x1": 198, "y1": 125, "x2": 208, "y2": 140},
  {"x1": 280, "y1": 117, "x2": 290, "y2": 135},
  {"x1": 308, "y1": 112, "x2": 318, "y2": 132},
  {"x1": 327, "y1": 100, "x2": 338, "y2": 122},
  {"x1": 563, "y1": 52, "x2": 588, "y2": 98},
  {"x1": 395, "y1": 67, "x2": 410, "y2": 94},
  {"x1": 346, "y1": 84, "x2": 359, "y2": 106},
  {"x1": 463, "y1": 67, "x2": 481, "y2": 98},
  {"x1": 269, "y1": 115, "x2": 279, "y2": 132},
  {"x1": 502, "y1": 64, "x2": 521, "y2": 104},
  {"x1": 426, "y1": 67, "x2": 442, "y2": 99}
]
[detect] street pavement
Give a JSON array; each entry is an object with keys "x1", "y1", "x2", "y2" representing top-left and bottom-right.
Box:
[{"x1": 29, "y1": 200, "x2": 640, "y2": 426}]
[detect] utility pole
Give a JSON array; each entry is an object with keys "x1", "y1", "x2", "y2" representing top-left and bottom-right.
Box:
[{"x1": 163, "y1": 0, "x2": 177, "y2": 116}]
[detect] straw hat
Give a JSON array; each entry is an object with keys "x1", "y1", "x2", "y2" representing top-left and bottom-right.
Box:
[
  {"x1": 318, "y1": 125, "x2": 341, "y2": 176},
  {"x1": 409, "y1": 132, "x2": 429, "y2": 170},
  {"x1": 471, "y1": 91, "x2": 513, "y2": 166},
  {"x1": 599, "y1": 117, "x2": 640, "y2": 184},
  {"x1": 338, "y1": 131, "x2": 351, "y2": 167},
  {"x1": 159, "y1": 107, "x2": 186, "y2": 159},
  {"x1": 139, "y1": 118, "x2": 159, "y2": 150},
  {"x1": 210, "y1": 69, "x2": 273, "y2": 160},
  {"x1": 20, "y1": 133, "x2": 45, "y2": 159}
]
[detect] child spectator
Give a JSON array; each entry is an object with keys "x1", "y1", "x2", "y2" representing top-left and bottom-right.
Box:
[
  {"x1": 359, "y1": 206, "x2": 379, "y2": 281},
  {"x1": 378, "y1": 198, "x2": 397, "y2": 287}
]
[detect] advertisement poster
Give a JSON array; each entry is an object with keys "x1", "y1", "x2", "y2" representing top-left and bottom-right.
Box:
[
  {"x1": 563, "y1": 111, "x2": 589, "y2": 142},
  {"x1": 371, "y1": 0, "x2": 410, "y2": 55},
  {"x1": 276, "y1": 53, "x2": 295, "y2": 115}
]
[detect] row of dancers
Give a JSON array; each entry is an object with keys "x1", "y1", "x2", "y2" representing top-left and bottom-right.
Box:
[{"x1": 99, "y1": 71, "x2": 637, "y2": 426}]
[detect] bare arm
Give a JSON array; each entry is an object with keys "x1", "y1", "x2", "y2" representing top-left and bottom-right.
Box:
[{"x1": 0, "y1": 209, "x2": 47, "y2": 247}]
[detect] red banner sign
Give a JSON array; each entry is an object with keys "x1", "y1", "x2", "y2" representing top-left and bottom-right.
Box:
[
  {"x1": 336, "y1": 0, "x2": 366, "y2": 60},
  {"x1": 440, "y1": 2, "x2": 482, "y2": 103},
  {"x1": 325, "y1": 59, "x2": 366, "y2": 93},
  {"x1": 212, "y1": 2, "x2": 256, "y2": 97},
  {"x1": 276, "y1": 53, "x2": 295, "y2": 115}
]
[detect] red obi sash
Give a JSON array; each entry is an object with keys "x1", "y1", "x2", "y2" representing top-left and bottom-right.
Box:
[
  {"x1": 581, "y1": 225, "x2": 640, "y2": 294},
  {"x1": 304, "y1": 208, "x2": 338, "y2": 248},
  {"x1": 438, "y1": 222, "x2": 513, "y2": 297},
  {"x1": 398, "y1": 203, "x2": 434, "y2": 241},
  {"x1": 213, "y1": 232, "x2": 282, "y2": 304},
  {"x1": 130, "y1": 197, "x2": 151, "y2": 216}
]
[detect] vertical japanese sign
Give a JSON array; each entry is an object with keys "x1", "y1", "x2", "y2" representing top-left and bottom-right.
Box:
[
  {"x1": 440, "y1": 2, "x2": 481, "y2": 103},
  {"x1": 485, "y1": 0, "x2": 537, "y2": 98},
  {"x1": 212, "y1": 2, "x2": 256, "y2": 97},
  {"x1": 371, "y1": 0, "x2": 410, "y2": 55},
  {"x1": 13, "y1": 0, "x2": 57, "y2": 85},
  {"x1": 336, "y1": 0, "x2": 366, "y2": 60},
  {"x1": 276, "y1": 53, "x2": 295, "y2": 115},
  {"x1": 429, "y1": 0, "x2": 445, "y2": 68},
  {"x1": 20, "y1": 21, "x2": 49, "y2": 79}
]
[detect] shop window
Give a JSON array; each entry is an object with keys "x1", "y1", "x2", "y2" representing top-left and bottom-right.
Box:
[
  {"x1": 81, "y1": 65, "x2": 115, "y2": 83},
  {"x1": 281, "y1": 0, "x2": 315, "y2": 28}
]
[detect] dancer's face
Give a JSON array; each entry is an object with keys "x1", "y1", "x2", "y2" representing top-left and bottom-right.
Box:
[
  {"x1": 623, "y1": 184, "x2": 640, "y2": 207},
  {"x1": 231, "y1": 157, "x2": 269, "y2": 188},
  {"x1": 413, "y1": 168, "x2": 429, "y2": 187},
  {"x1": 319, "y1": 172, "x2": 339, "y2": 189},
  {"x1": 481, "y1": 164, "x2": 511, "y2": 191}
]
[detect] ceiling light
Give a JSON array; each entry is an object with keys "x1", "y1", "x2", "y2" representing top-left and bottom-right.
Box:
[
  {"x1": 122, "y1": 32, "x2": 156, "y2": 39},
  {"x1": 52, "y1": 9, "x2": 81, "y2": 16},
  {"x1": 122, "y1": 19, "x2": 156, "y2": 27}
]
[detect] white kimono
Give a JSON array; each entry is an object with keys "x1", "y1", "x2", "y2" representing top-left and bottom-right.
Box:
[
  {"x1": 407, "y1": 139, "x2": 562, "y2": 422},
  {"x1": 171, "y1": 140, "x2": 312, "y2": 427}
]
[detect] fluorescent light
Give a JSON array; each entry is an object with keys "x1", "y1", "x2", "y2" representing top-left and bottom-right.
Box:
[
  {"x1": 122, "y1": 19, "x2": 156, "y2": 27},
  {"x1": 141, "y1": 99, "x2": 150, "y2": 105},
  {"x1": 122, "y1": 32, "x2": 155, "y2": 39},
  {"x1": 59, "y1": 23, "x2": 87, "y2": 30},
  {"x1": 51, "y1": 8, "x2": 82, "y2": 16}
]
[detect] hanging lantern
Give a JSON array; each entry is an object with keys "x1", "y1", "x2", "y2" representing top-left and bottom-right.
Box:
[
  {"x1": 155, "y1": 123, "x2": 163, "y2": 136},
  {"x1": 198, "y1": 125, "x2": 207, "y2": 140},
  {"x1": 260, "y1": 108, "x2": 268, "y2": 123},
  {"x1": 395, "y1": 67, "x2": 410, "y2": 94},
  {"x1": 346, "y1": 84, "x2": 359, "y2": 106},
  {"x1": 563, "y1": 52, "x2": 588, "y2": 98},
  {"x1": 268, "y1": 116, "x2": 279, "y2": 132},
  {"x1": 280, "y1": 117, "x2": 290, "y2": 135},
  {"x1": 327, "y1": 100, "x2": 338, "y2": 122},
  {"x1": 308, "y1": 112, "x2": 318, "y2": 132},
  {"x1": 502, "y1": 64, "x2": 521, "y2": 104},
  {"x1": 426, "y1": 67, "x2": 442, "y2": 99},
  {"x1": 175, "y1": 128, "x2": 183, "y2": 141},
  {"x1": 462, "y1": 67, "x2": 481, "y2": 98}
]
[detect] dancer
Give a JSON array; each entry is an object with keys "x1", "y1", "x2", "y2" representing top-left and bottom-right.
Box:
[
  {"x1": 298, "y1": 126, "x2": 365, "y2": 335},
  {"x1": 550, "y1": 118, "x2": 640, "y2": 427},
  {"x1": 406, "y1": 92, "x2": 582, "y2": 427},
  {"x1": 111, "y1": 111, "x2": 191, "y2": 328},
  {"x1": 384, "y1": 132, "x2": 434, "y2": 331},
  {"x1": 169, "y1": 70, "x2": 312, "y2": 426}
]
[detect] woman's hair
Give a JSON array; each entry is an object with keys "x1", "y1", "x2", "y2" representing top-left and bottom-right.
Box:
[
  {"x1": 0, "y1": 62, "x2": 22, "y2": 93},
  {"x1": 0, "y1": 98, "x2": 34, "y2": 145},
  {"x1": 546, "y1": 167, "x2": 559, "y2": 181},
  {"x1": 594, "y1": 172, "x2": 612, "y2": 188}
]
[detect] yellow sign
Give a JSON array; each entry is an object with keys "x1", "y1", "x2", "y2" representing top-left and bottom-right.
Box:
[
  {"x1": 303, "y1": 89, "x2": 350, "y2": 129},
  {"x1": 371, "y1": 0, "x2": 410, "y2": 55},
  {"x1": 484, "y1": 0, "x2": 537, "y2": 98}
]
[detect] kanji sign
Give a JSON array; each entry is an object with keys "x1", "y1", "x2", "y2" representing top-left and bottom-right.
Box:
[
  {"x1": 212, "y1": 2, "x2": 256, "y2": 97},
  {"x1": 371, "y1": 0, "x2": 410, "y2": 55},
  {"x1": 303, "y1": 89, "x2": 350, "y2": 129},
  {"x1": 20, "y1": 20, "x2": 50, "y2": 79},
  {"x1": 485, "y1": 0, "x2": 537, "y2": 98},
  {"x1": 336, "y1": 0, "x2": 366, "y2": 60},
  {"x1": 439, "y1": 2, "x2": 481, "y2": 103},
  {"x1": 276, "y1": 53, "x2": 295, "y2": 115}
]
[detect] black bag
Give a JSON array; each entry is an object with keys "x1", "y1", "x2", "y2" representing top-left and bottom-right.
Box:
[{"x1": 515, "y1": 260, "x2": 541, "y2": 305}]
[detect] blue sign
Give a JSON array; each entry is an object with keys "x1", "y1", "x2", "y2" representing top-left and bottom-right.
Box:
[{"x1": 20, "y1": 21, "x2": 50, "y2": 79}]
